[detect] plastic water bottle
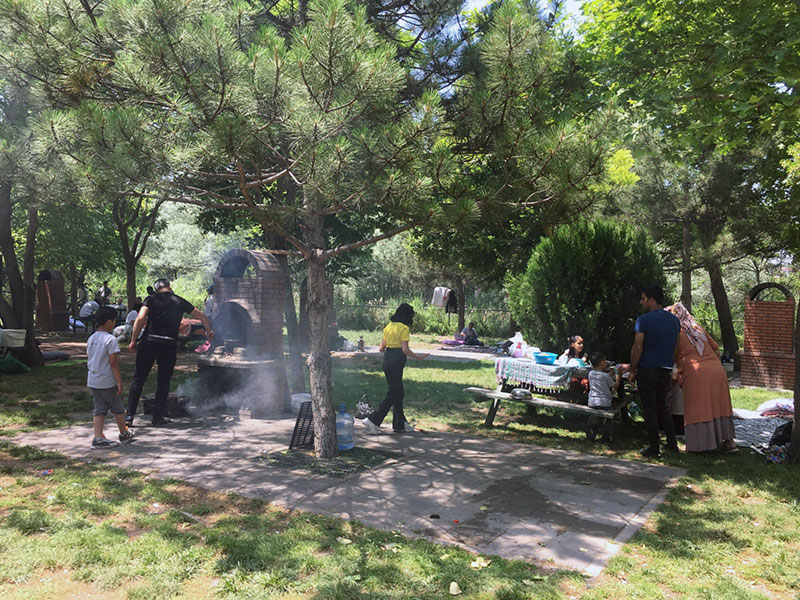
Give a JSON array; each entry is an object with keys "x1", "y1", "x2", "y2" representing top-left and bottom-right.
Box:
[{"x1": 336, "y1": 403, "x2": 354, "y2": 451}]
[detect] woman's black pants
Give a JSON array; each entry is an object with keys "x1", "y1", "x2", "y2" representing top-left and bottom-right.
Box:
[{"x1": 369, "y1": 348, "x2": 407, "y2": 431}]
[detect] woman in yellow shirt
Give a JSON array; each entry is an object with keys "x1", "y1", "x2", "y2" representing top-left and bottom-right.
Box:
[{"x1": 361, "y1": 303, "x2": 429, "y2": 434}]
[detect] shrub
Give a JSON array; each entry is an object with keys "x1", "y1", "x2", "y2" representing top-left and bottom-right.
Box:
[{"x1": 507, "y1": 219, "x2": 667, "y2": 359}]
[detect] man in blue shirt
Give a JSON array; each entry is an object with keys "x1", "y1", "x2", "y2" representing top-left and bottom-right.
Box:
[{"x1": 630, "y1": 285, "x2": 680, "y2": 458}]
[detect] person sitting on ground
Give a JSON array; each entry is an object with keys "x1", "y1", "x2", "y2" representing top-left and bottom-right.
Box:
[
  {"x1": 458, "y1": 322, "x2": 483, "y2": 346},
  {"x1": 586, "y1": 350, "x2": 621, "y2": 445},
  {"x1": 558, "y1": 334, "x2": 588, "y2": 364},
  {"x1": 86, "y1": 306, "x2": 135, "y2": 448}
]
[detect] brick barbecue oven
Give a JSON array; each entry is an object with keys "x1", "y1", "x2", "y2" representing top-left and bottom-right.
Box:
[
  {"x1": 739, "y1": 282, "x2": 796, "y2": 390},
  {"x1": 196, "y1": 249, "x2": 290, "y2": 416}
]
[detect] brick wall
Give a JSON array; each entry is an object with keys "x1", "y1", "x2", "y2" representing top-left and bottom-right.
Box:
[
  {"x1": 212, "y1": 249, "x2": 286, "y2": 359},
  {"x1": 740, "y1": 295, "x2": 795, "y2": 389}
]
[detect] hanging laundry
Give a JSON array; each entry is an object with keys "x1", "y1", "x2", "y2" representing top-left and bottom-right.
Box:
[
  {"x1": 445, "y1": 290, "x2": 459, "y2": 314},
  {"x1": 431, "y1": 286, "x2": 450, "y2": 308}
]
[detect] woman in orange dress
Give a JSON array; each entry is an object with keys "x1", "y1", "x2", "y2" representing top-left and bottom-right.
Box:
[{"x1": 667, "y1": 302, "x2": 737, "y2": 453}]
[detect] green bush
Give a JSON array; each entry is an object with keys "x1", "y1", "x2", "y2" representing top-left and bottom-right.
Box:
[{"x1": 507, "y1": 219, "x2": 667, "y2": 359}]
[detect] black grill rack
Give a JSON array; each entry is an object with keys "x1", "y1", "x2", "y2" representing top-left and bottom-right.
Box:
[{"x1": 289, "y1": 401, "x2": 314, "y2": 450}]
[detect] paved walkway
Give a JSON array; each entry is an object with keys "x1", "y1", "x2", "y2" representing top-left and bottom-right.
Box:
[{"x1": 11, "y1": 415, "x2": 684, "y2": 576}]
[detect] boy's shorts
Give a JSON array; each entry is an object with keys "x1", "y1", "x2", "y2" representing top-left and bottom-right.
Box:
[{"x1": 90, "y1": 387, "x2": 124, "y2": 416}]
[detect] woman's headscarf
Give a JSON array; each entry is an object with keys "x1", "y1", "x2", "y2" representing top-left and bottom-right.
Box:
[
  {"x1": 666, "y1": 301, "x2": 708, "y2": 356},
  {"x1": 390, "y1": 303, "x2": 414, "y2": 327}
]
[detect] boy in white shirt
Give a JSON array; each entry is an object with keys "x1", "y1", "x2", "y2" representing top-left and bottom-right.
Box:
[
  {"x1": 87, "y1": 306, "x2": 134, "y2": 448},
  {"x1": 586, "y1": 350, "x2": 621, "y2": 445}
]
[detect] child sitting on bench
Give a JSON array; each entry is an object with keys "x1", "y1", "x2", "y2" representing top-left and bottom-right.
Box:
[{"x1": 586, "y1": 350, "x2": 621, "y2": 445}]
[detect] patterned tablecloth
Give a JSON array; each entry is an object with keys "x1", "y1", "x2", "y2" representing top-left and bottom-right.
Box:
[{"x1": 495, "y1": 357, "x2": 576, "y2": 391}]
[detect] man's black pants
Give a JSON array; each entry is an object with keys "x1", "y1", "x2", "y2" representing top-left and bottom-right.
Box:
[
  {"x1": 369, "y1": 348, "x2": 407, "y2": 431},
  {"x1": 637, "y1": 366, "x2": 677, "y2": 452},
  {"x1": 126, "y1": 338, "x2": 177, "y2": 423}
]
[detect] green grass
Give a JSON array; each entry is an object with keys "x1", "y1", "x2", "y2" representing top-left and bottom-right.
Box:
[{"x1": 1, "y1": 353, "x2": 798, "y2": 599}]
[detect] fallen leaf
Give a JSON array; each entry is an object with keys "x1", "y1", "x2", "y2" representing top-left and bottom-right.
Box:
[
  {"x1": 449, "y1": 581, "x2": 462, "y2": 595},
  {"x1": 336, "y1": 537, "x2": 352, "y2": 545},
  {"x1": 537, "y1": 541, "x2": 547, "y2": 547},
  {"x1": 479, "y1": 506, "x2": 488, "y2": 511},
  {"x1": 579, "y1": 547, "x2": 588, "y2": 552}
]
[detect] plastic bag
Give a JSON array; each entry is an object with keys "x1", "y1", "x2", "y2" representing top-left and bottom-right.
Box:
[{"x1": 769, "y1": 421, "x2": 793, "y2": 447}]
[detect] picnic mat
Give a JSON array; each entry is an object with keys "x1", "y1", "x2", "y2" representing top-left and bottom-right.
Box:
[
  {"x1": 495, "y1": 357, "x2": 574, "y2": 391},
  {"x1": 733, "y1": 417, "x2": 790, "y2": 448}
]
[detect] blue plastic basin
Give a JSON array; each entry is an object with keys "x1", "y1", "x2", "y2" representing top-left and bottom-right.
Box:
[{"x1": 533, "y1": 352, "x2": 558, "y2": 365}]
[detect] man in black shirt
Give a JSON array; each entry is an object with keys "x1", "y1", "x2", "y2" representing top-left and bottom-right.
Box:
[{"x1": 125, "y1": 278, "x2": 214, "y2": 426}]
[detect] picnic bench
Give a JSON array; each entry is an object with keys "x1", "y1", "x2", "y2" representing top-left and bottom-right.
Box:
[{"x1": 464, "y1": 386, "x2": 636, "y2": 430}]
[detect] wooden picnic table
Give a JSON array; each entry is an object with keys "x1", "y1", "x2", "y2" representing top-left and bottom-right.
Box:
[{"x1": 464, "y1": 385, "x2": 637, "y2": 429}]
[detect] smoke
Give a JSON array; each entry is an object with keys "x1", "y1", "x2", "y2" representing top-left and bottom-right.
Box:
[{"x1": 184, "y1": 354, "x2": 290, "y2": 419}]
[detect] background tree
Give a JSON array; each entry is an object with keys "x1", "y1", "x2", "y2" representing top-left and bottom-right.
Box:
[
  {"x1": 35, "y1": 202, "x2": 119, "y2": 318},
  {"x1": 581, "y1": 0, "x2": 800, "y2": 369},
  {"x1": 507, "y1": 219, "x2": 666, "y2": 360},
  {"x1": 0, "y1": 77, "x2": 44, "y2": 366}
]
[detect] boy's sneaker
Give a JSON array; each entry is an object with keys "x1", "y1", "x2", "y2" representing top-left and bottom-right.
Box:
[
  {"x1": 91, "y1": 437, "x2": 116, "y2": 449},
  {"x1": 125, "y1": 416, "x2": 134, "y2": 427},
  {"x1": 361, "y1": 417, "x2": 381, "y2": 435},
  {"x1": 119, "y1": 428, "x2": 135, "y2": 443}
]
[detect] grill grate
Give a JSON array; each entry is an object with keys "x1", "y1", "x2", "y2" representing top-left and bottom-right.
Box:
[{"x1": 289, "y1": 401, "x2": 314, "y2": 450}]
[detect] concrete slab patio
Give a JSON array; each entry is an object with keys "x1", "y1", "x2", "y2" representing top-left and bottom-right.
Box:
[{"x1": 11, "y1": 416, "x2": 684, "y2": 576}]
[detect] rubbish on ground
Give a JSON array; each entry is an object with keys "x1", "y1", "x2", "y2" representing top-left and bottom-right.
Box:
[
  {"x1": 449, "y1": 581, "x2": 462, "y2": 595},
  {"x1": 479, "y1": 505, "x2": 488, "y2": 511},
  {"x1": 470, "y1": 557, "x2": 491, "y2": 569},
  {"x1": 40, "y1": 469, "x2": 53, "y2": 476},
  {"x1": 452, "y1": 519, "x2": 459, "y2": 523},
  {"x1": 429, "y1": 514, "x2": 440, "y2": 519},
  {"x1": 337, "y1": 537, "x2": 352, "y2": 545}
]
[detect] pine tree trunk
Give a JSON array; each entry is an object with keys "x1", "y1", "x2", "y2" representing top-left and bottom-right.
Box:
[
  {"x1": 298, "y1": 278, "x2": 310, "y2": 351},
  {"x1": 19, "y1": 203, "x2": 43, "y2": 366},
  {"x1": 306, "y1": 254, "x2": 338, "y2": 458},
  {"x1": 118, "y1": 228, "x2": 138, "y2": 309},
  {"x1": 68, "y1": 264, "x2": 78, "y2": 320},
  {"x1": 707, "y1": 259, "x2": 739, "y2": 371},
  {"x1": 277, "y1": 254, "x2": 306, "y2": 393},
  {"x1": 456, "y1": 278, "x2": 466, "y2": 333},
  {"x1": 680, "y1": 217, "x2": 692, "y2": 312},
  {"x1": 789, "y1": 301, "x2": 800, "y2": 463}
]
